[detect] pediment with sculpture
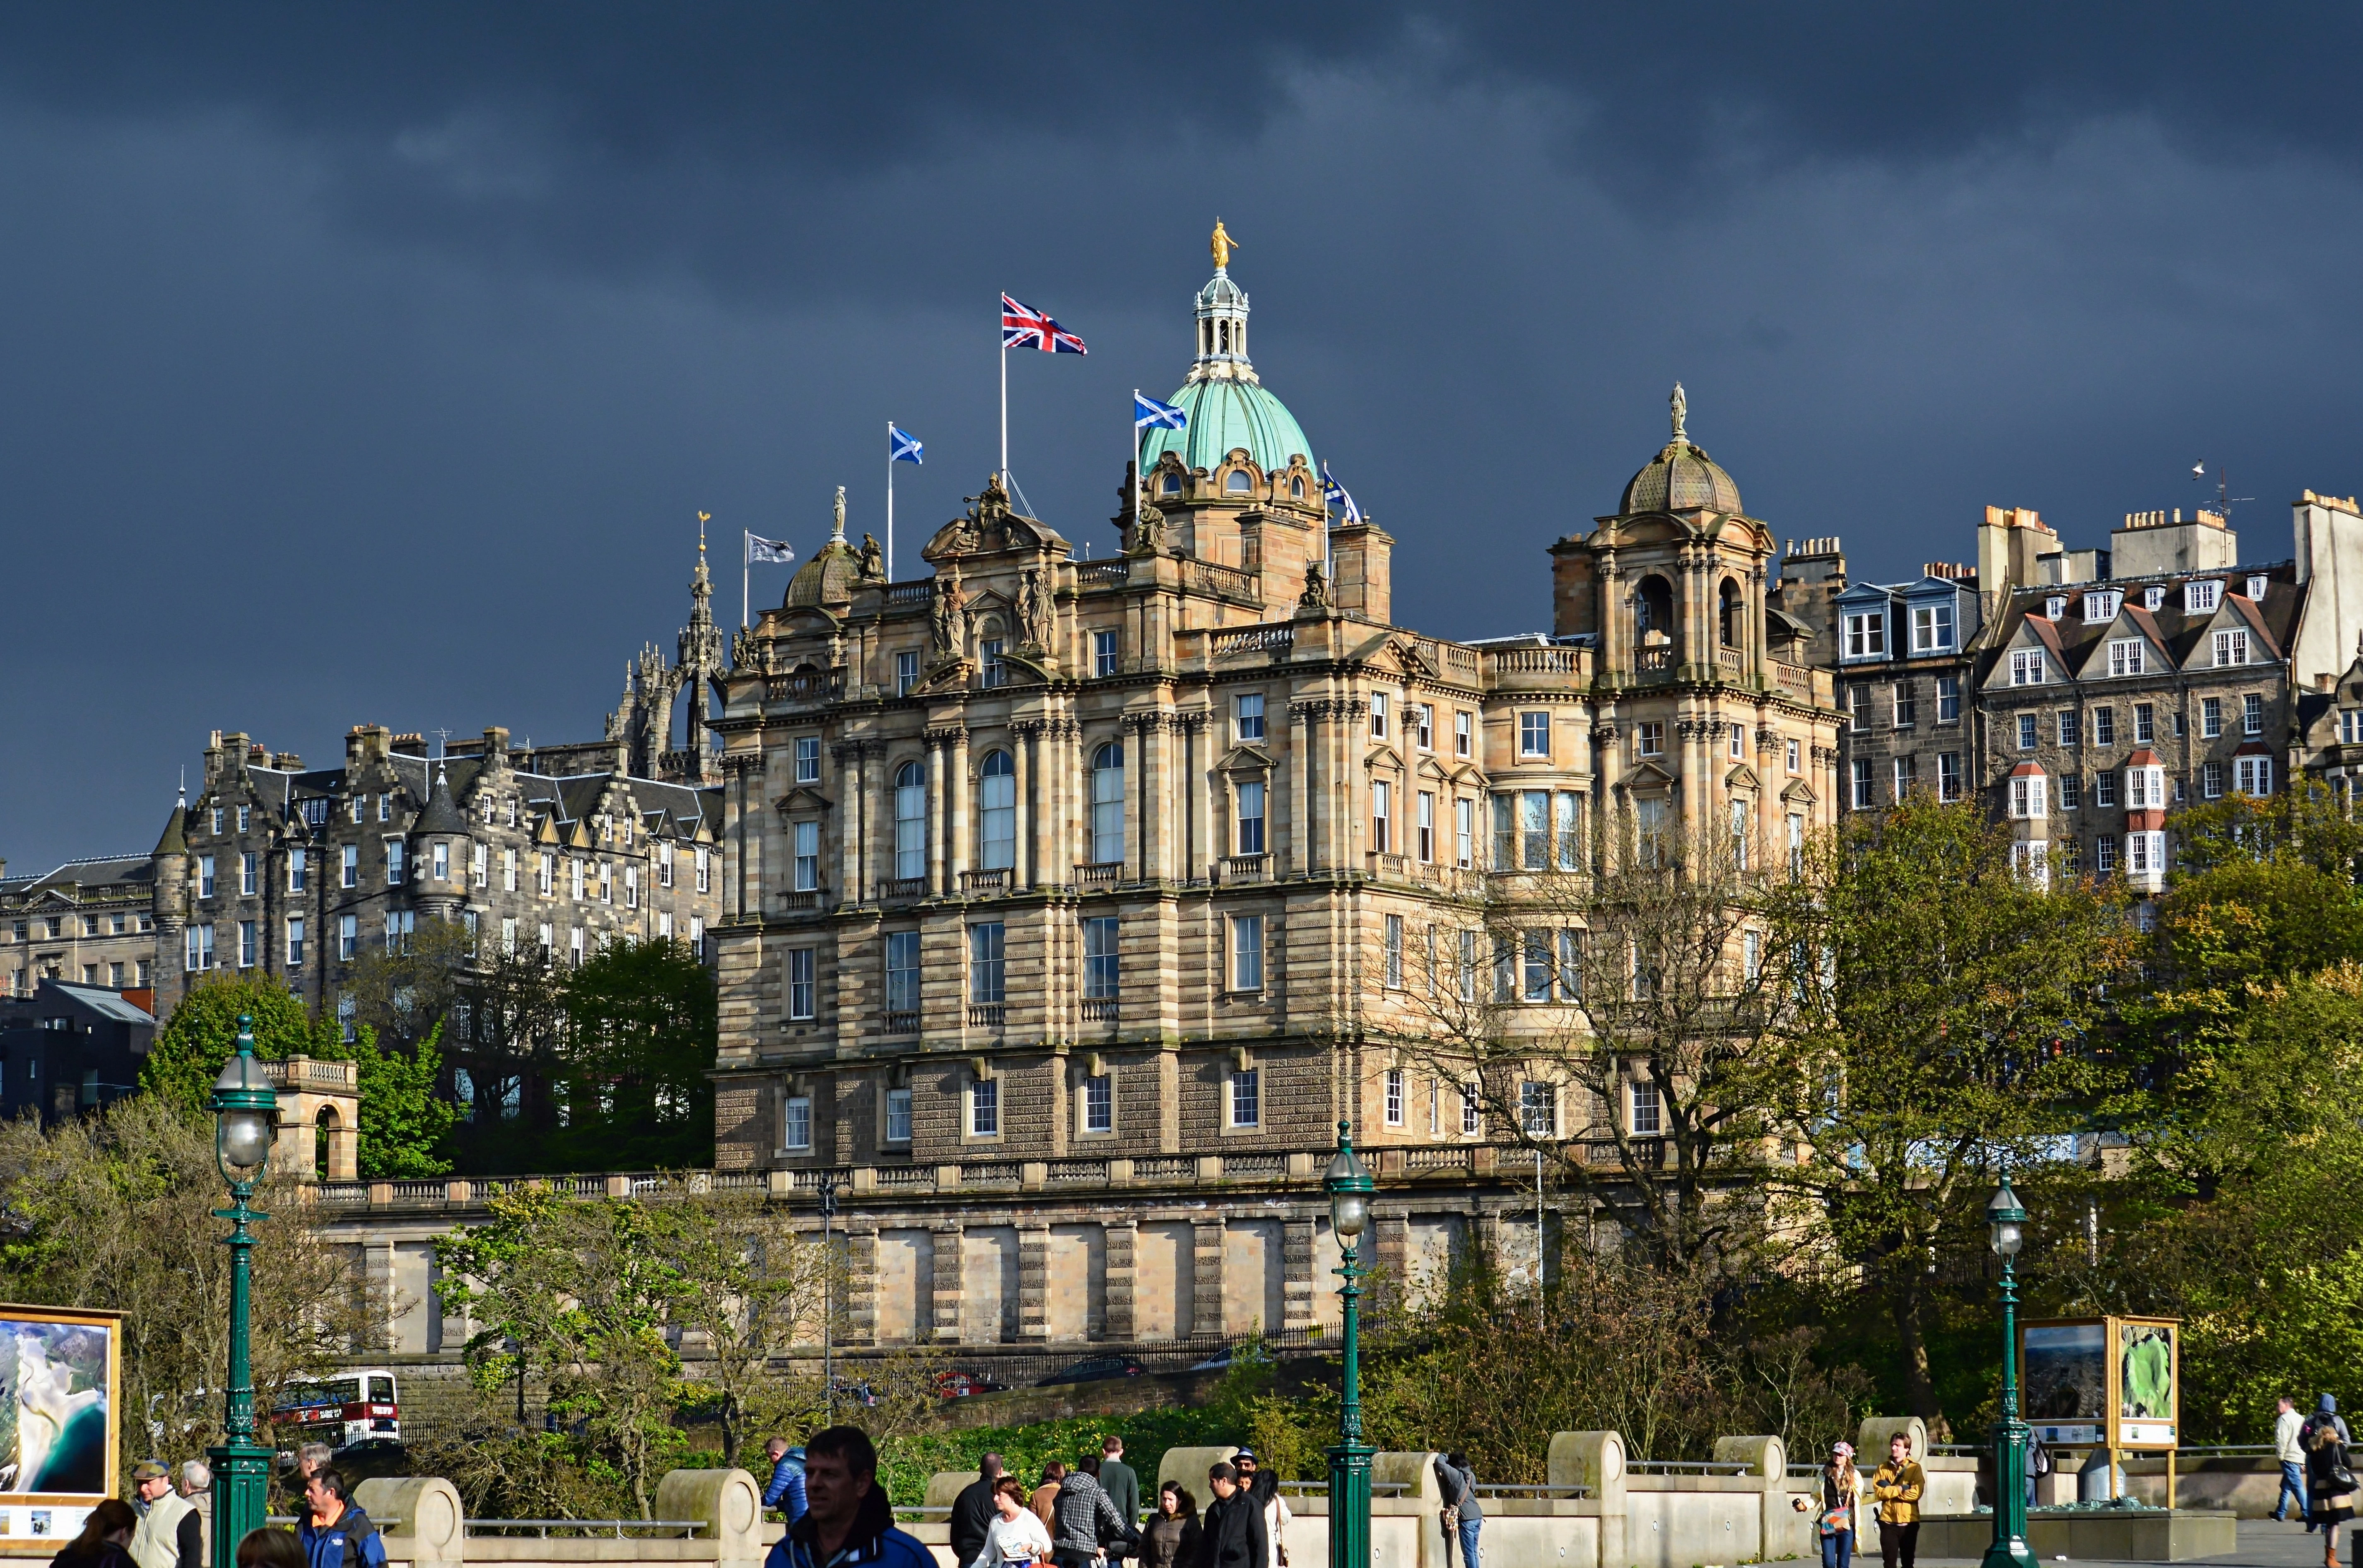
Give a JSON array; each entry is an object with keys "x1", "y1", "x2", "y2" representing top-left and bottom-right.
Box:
[{"x1": 921, "y1": 473, "x2": 1070, "y2": 564}]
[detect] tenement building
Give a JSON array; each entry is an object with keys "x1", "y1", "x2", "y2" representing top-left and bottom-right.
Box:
[
  {"x1": 0, "y1": 855, "x2": 159, "y2": 998},
  {"x1": 703, "y1": 235, "x2": 1842, "y2": 1349}
]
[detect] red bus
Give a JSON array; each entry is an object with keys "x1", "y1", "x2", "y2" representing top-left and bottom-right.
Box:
[{"x1": 271, "y1": 1370, "x2": 401, "y2": 1450}]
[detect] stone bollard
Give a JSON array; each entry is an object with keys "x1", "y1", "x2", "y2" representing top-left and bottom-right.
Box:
[
  {"x1": 656, "y1": 1469, "x2": 766, "y2": 1568},
  {"x1": 1548, "y1": 1432, "x2": 1624, "y2": 1568},
  {"x1": 1856, "y1": 1416, "x2": 1928, "y2": 1465},
  {"x1": 1157, "y1": 1446, "x2": 1242, "y2": 1499},
  {"x1": 1373, "y1": 1453, "x2": 1443, "y2": 1568},
  {"x1": 354, "y1": 1477, "x2": 463, "y2": 1568},
  {"x1": 1715, "y1": 1436, "x2": 1790, "y2": 1562}
]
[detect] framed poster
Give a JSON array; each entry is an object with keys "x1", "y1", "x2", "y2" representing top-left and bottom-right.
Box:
[
  {"x1": 0, "y1": 1306, "x2": 123, "y2": 1554},
  {"x1": 2021, "y1": 1318, "x2": 2107, "y2": 1446},
  {"x1": 2112, "y1": 1317, "x2": 2178, "y2": 1449}
]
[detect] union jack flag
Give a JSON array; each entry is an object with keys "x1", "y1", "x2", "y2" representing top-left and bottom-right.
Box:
[{"x1": 1002, "y1": 294, "x2": 1088, "y2": 354}]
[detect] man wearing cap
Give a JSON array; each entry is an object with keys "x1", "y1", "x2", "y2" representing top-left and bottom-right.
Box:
[
  {"x1": 129, "y1": 1460, "x2": 202, "y2": 1568},
  {"x1": 1230, "y1": 1452, "x2": 1288, "y2": 1568}
]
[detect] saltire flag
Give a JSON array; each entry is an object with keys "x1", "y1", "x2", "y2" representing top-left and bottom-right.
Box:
[
  {"x1": 1321, "y1": 463, "x2": 1363, "y2": 523},
  {"x1": 891, "y1": 426, "x2": 925, "y2": 465},
  {"x1": 747, "y1": 534, "x2": 797, "y2": 565},
  {"x1": 1134, "y1": 392, "x2": 1187, "y2": 431},
  {"x1": 1002, "y1": 294, "x2": 1088, "y2": 354}
]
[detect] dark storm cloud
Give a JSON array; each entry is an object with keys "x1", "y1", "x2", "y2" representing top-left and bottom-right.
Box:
[{"x1": 4, "y1": 5, "x2": 2362, "y2": 870}]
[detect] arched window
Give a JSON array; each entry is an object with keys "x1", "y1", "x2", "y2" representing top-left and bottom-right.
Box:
[
  {"x1": 1162, "y1": 473, "x2": 1182, "y2": 494},
  {"x1": 1225, "y1": 470, "x2": 1252, "y2": 494},
  {"x1": 1091, "y1": 742, "x2": 1126, "y2": 866},
  {"x1": 1290, "y1": 477, "x2": 1305, "y2": 497},
  {"x1": 1635, "y1": 576, "x2": 1675, "y2": 642},
  {"x1": 895, "y1": 761, "x2": 926, "y2": 880},
  {"x1": 1719, "y1": 577, "x2": 1743, "y2": 648},
  {"x1": 979, "y1": 750, "x2": 1016, "y2": 871},
  {"x1": 315, "y1": 1105, "x2": 338, "y2": 1180}
]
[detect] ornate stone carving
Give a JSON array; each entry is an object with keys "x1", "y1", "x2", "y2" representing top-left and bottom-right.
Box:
[
  {"x1": 1018, "y1": 567, "x2": 1053, "y2": 650},
  {"x1": 858, "y1": 533, "x2": 886, "y2": 581},
  {"x1": 931, "y1": 573, "x2": 967, "y2": 660},
  {"x1": 1297, "y1": 559, "x2": 1331, "y2": 613},
  {"x1": 1128, "y1": 500, "x2": 1167, "y2": 557}
]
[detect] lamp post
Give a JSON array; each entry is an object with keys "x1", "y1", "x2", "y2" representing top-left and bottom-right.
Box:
[
  {"x1": 208, "y1": 1016, "x2": 279, "y2": 1568},
  {"x1": 1324, "y1": 1121, "x2": 1375, "y2": 1568},
  {"x1": 1981, "y1": 1178, "x2": 2038, "y2": 1568}
]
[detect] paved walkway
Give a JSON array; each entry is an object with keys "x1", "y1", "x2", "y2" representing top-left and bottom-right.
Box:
[{"x1": 1921, "y1": 1518, "x2": 2353, "y2": 1568}]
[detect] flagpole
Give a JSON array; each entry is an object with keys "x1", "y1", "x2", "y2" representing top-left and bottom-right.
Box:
[
  {"x1": 887, "y1": 419, "x2": 895, "y2": 582},
  {"x1": 741, "y1": 531, "x2": 750, "y2": 630},
  {"x1": 1132, "y1": 389, "x2": 1142, "y2": 540},
  {"x1": 999, "y1": 321, "x2": 1008, "y2": 487}
]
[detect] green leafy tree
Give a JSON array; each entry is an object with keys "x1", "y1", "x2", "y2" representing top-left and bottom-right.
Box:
[
  {"x1": 550, "y1": 939, "x2": 716, "y2": 1170},
  {"x1": 659, "y1": 1183, "x2": 835, "y2": 1466},
  {"x1": 342, "y1": 917, "x2": 479, "y2": 1047},
  {"x1": 352, "y1": 1022, "x2": 457, "y2": 1179},
  {"x1": 1782, "y1": 796, "x2": 2135, "y2": 1430},
  {"x1": 138, "y1": 975, "x2": 338, "y2": 1114}
]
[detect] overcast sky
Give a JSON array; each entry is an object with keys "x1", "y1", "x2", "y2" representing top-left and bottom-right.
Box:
[{"x1": 5, "y1": 5, "x2": 2362, "y2": 871}]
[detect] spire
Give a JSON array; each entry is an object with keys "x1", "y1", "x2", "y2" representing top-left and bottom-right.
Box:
[{"x1": 1671, "y1": 382, "x2": 1688, "y2": 444}]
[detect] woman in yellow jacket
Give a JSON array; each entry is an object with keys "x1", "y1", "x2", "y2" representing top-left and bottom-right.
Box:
[{"x1": 1870, "y1": 1435, "x2": 1925, "y2": 1568}]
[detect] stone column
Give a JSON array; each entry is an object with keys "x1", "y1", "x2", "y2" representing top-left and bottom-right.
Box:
[
  {"x1": 834, "y1": 743, "x2": 864, "y2": 901},
  {"x1": 844, "y1": 1228, "x2": 879, "y2": 1346},
  {"x1": 1290, "y1": 700, "x2": 1317, "y2": 873},
  {"x1": 1182, "y1": 710, "x2": 1210, "y2": 880},
  {"x1": 1018, "y1": 1223, "x2": 1052, "y2": 1340},
  {"x1": 931, "y1": 1222, "x2": 965, "y2": 1343},
  {"x1": 1281, "y1": 1218, "x2": 1317, "y2": 1336},
  {"x1": 950, "y1": 728, "x2": 973, "y2": 888},
  {"x1": 1012, "y1": 722, "x2": 1036, "y2": 890},
  {"x1": 1191, "y1": 1218, "x2": 1225, "y2": 1339},
  {"x1": 1104, "y1": 1219, "x2": 1139, "y2": 1344},
  {"x1": 1597, "y1": 551, "x2": 1623, "y2": 680}
]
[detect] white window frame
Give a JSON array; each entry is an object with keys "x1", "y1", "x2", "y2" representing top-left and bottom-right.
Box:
[
  {"x1": 1230, "y1": 913, "x2": 1266, "y2": 992},
  {"x1": 1228, "y1": 1066, "x2": 1261, "y2": 1128},
  {"x1": 2186, "y1": 579, "x2": 2221, "y2": 613},
  {"x1": 2109, "y1": 639, "x2": 2146, "y2": 677},
  {"x1": 2011, "y1": 649, "x2": 2046, "y2": 685}
]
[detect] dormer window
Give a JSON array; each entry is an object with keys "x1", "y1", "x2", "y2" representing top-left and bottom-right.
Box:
[
  {"x1": 2083, "y1": 591, "x2": 2121, "y2": 622},
  {"x1": 2144, "y1": 586, "x2": 2165, "y2": 610},
  {"x1": 1842, "y1": 610, "x2": 1886, "y2": 659},
  {"x1": 2010, "y1": 649, "x2": 2047, "y2": 685},
  {"x1": 2108, "y1": 639, "x2": 2146, "y2": 677},
  {"x1": 1225, "y1": 470, "x2": 1251, "y2": 494},
  {"x1": 2046, "y1": 596, "x2": 2066, "y2": 620},
  {"x1": 2246, "y1": 574, "x2": 2268, "y2": 601},
  {"x1": 1910, "y1": 602, "x2": 1954, "y2": 652},
  {"x1": 2186, "y1": 579, "x2": 2221, "y2": 613}
]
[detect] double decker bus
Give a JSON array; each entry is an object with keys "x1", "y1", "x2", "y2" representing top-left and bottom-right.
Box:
[{"x1": 270, "y1": 1370, "x2": 401, "y2": 1450}]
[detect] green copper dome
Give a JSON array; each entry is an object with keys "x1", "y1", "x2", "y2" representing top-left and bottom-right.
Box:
[{"x1": 1139, "y1": 259, "x2": 1315, "y2": 478}]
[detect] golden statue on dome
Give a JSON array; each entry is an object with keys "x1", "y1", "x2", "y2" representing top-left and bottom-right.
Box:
[{"x1": 1211, "y1": 219, "x2": 1238, "y2": 270}]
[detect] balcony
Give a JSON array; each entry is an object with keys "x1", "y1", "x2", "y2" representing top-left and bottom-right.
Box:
[
  {"x1": 884, "y1": 1011, "x2": 919, "y2": 1035},
  {"x1": 885, "y1": 579, "x2": 934, "y2": 605},
  {"x1": 777, "y1": 889, "x2": 823, "y2": 911},
  {"x1": 1074, "y1": 559, "x2": 1131, "y2": 588},
  {"x1": 967, "y1": 1003, "x2": 1006, "y2": 1028},
  {"x1": 1185, "y1": 558, "x2": 1261, "y2": 603},
  {"x1": 1080, "y1": 997, "x2": 1119, "y2": 1022},
  {"x1": 1218, "y1": 853, "x2": 1269, "y2": 883},
  {"x1": 882, "y1": 876, "x2": 927, "y2": 899},
  {"x1": 1716, "y1": 646, "x2": 1743, "y2": 671},
  {"x1": 1211, "y1": 623, "x2": 1295, "y2": 659},
  {"x1": 961, "y1": 868, "x2": 1010, "y2": 895},
  {"x1": 764, "y1": 669, "x2": 845, "y2": 706},
  {"x1": 1075, "y1": 861, "x2": 1124, "y2": 887}
]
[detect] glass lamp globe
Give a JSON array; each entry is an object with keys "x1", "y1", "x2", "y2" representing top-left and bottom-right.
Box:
[
  {"x1": 212, "y1": 1044, "x2": 279, "y2": 1182},
  {"x1": 1324, "y1": 1129, "x2": 1372, "y2": 1239},
  {"x1": 1987, "y1": 1181, "x2": 2027, "y2": 1257}
]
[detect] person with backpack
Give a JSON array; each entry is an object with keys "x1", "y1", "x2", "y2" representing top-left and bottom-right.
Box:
[
  {"x1": 297, "y1": 1470, "x2": 385, "y2": 1568},
  {"x1": 2302, "y1": 1395, "x2": 2356, "y2": 1568},
  {"x1": 2024, "y1": 1431, "x2": 2051, "y2": 1507},
  {"x1": 1434, "y1": 1453, "x2": 1481, "y2": 1568}
]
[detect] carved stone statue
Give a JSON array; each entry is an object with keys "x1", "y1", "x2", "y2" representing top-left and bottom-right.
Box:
[
  {"x1": 1018, "y1": 567, "x2": 1052, "y2": 649},
  {"x1": 1298, "y1": 558, "x2": 1332, "y2": 614},
  {"x1": 1670, "y1": 381, "x2": 1688, "y2": 442},
  {"x1": 1129, "y1": 500, "x2": 1167, "y2": 556},
  {"x1": 931, "y1": 573, "x2": 968, "y2": 659},
  {"x1": 857, "y1": 532, "x2": 885, "y2": 580}
]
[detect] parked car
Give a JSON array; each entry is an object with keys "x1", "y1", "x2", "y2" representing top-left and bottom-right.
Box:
[
  {"x1": 934, "y1": 1370, "x2": 1009, "y2": 1399},
  {"x1": 1188, "y1": 1344, "x2": 1271, "y2": 1373},
  {"x1": 1037, "y1": 1356, "x2": 1146, "y2": 1387}
]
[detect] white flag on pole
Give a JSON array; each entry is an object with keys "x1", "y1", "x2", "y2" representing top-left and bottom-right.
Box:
[{"x1": 747, "y1": 534, "x2": 797, "y2": 566}]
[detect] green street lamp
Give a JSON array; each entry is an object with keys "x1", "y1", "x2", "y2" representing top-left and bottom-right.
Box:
[
  {"x1": 1324, "y1": 1122, "x2": 1375, "y2": 1568},
  {"x1": 1980, "y1": 1178, "x2": 2038, "y2": 1568},
  {"x1": 208, "y1": 1016, "x2": 278, "y2": 1568}
]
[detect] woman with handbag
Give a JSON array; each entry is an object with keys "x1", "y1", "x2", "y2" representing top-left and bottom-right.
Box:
[
  {"x1": 1791, "y1": 1442, "x2": 1859, "y2": 1568},
  {"x1": 2304, "y1": 1395, "x2": 2356, "y2": 1568}
]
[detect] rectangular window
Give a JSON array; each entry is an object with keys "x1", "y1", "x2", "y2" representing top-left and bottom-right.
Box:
[
  {"x1": 2237, "y1": 755, "x2": 2274, "y2": 796},
  {"x1": 210, "y1": 808, "x2": 222, "y2": 835},
  {"x1": 431, "y1": 841, "x2": 449, "y2": 882},
  {"x1": 1636, "y1": 721, "x2": 1663, "y2": 757},
  {"x1": 471, "y1": 842, "x2": 487, "y2": 888},
  {"x1": 386, "y1": 839, "x2": 405, "y2": 885},
  {"x1": 1938, "y1": 752, "x2": 1962, "y2": 802},
  {"x1": 885, "y1": 931, "x2": 922, "y2": 1013},
  {"x1": 2011, "y1": 774, "x2": 2047, "y2": 818},
  {"x1": 1519, "y1": 710, "x2": 1550, "y2": 757},
  {"x1": 237, "y1": 920, "x2": 256, "y2": 969},
  {"x1": 1083, "y1": 915, "x2": 1120, "y2": 1000},
  {"x1": 1493, "y1": 794, "x2": 1515, "y2": 869},
  {"x1": 1371, "y1": 780, "x2": 1392, "y2": 853},
  {"x1": 1083, "y1": 1073, "x2": 1113, "y2": 1134},
  {"x1": 285, "y1": 918, "x2": 305, "y2": 968},
  {"x1": 1787, "y1": 738, "x2": 1801, "y2": 773},
  {"x1": 341, "y1": 844, "x2": 357, "y2": 888},
  {"x1": 1236, "y1": 692, "x2": 1266, "y2": 742},
  {"x1": 1229, "y1": 1068, "x2": 1260, "y2": 1128},
  {"x1": 696, "y1": 847, "x2": 711, "y2": 893},
  {"x1": 570, "y1": 925, "x2": 585, "y2": 965},
  {"x1": 1456, "y1": 796, "x2": 1474, "y2": 869},
  {"x1": 796, "y1": 736, "x2": 821, "y2": 784},
  {"x1": 2187, "y1": 579, "x2": 2221, "y2": 613},
  {"x1": 2083, "y1": 589, "x2": 2121, "y2": 622},
  {"x1": 1893, "y1": 754, "x2": 1918, "y2": 798},
  {"x1": 970, "y1": 1077, "x2": 999, "y2": 1137},
  {"x1": 1843, "y1": 610, "x2": 1886, "y2": 659},
  {"x1": 1937, "y1": 675, "x2": 1961, "y2": 724},
  {"x1": 2129, "y1": 831, "x2": 2160, "y2": 874},
  {"x1": 289, "y1": 849, "x2": 307, "y2": 893},
  {"x1": 1893, "y1": 684, "x2": 1916, "y2": 729},
  {"x1": 2135, "y1": 702, "x2": 2155, "y2": 743},
  {"x1": 781, "y1": 1096, "x2": 812, "y2": 1151},
  {"x1": 969, "y1": 922, "x2": 1006, "y2": 1004},
  {"x1": 2109, "y1": 639, "x2": 2146, "y2": 677},
  {"x1": 502, "y1": 847, "x2": 518, "y2": 892},
  {"x1": 1236, "y1": 779, "x2": 1266, "y2": 855},
  {"x1": 338, "y1": 914, "x2": 357, "y2": 961},
  {"x1": 979, "y1": 637, "x2": 1006, "y2": 688},
  {"x1": 1912, "y1": 602, "x2": 1955, "y2": 652},
  {"x1": 793, "y1": 820, "x2": 820, "y2": 892},
  {"x1": 1412, "y1": 704, "x2": 1434, "y2": 751},
  {"x1": 598, "y1": 862, "x2": 612, "y2": 904},
  {"x1": 1848, "y1": 685, "x2": 1868, "y2": 733},
  {"x1": 1558, "y1": 928, "x2": 1582, "y2": 999},
  {"x1": 788, "y1": 948, "x2": 815, "y2": 1020},
  {"x1": 1520, "y1": 790, "x2": 1548, "y2": 870},
  {"x1": 2127, "y1": 767, "x2": 2161, "y2": 808},
  {"x1": 1851, "y1": 757, "x2": 1874, "y2": 810},
  {"x1": 1462, "y1": 1079, "x2": 1482, "y2": 1135},
  {"x1": 2094, "y1": 771, "x2": 2116, "y2": 807},
  {"x1": 2011, "y1": 649, "x2": 2046, "y2": 685},
  {"x1": 2202, "y1": 760, "x2": 2224, "y2": 798},
  {"x1": 2094, "y1": 707, "x2": 2115, "y2": 746},
  {"x1": 885, "y1": 1087, "x2": 913, "y2": 1142},
  {"x1": 2244, "y1": 692, "x2": 2264, "y2": 736},
  {"x1": 1385, "y1": 1068, "x2": 1405, "y2": 1127},
  {"x1": 2096, "y1": 834, "x2": 2118, "y2": 873},
  {"x1": 2213, "y1": 629, "x2": 2249, "y2": 667},
  {"x1": 1556, "y1": 792, "x2": 1580, "y2": 871},
  {"x1": 538, "y1": 853, "x2": 555, "y2": 896},
  {"x1": 2017, "y1": 713, "x2": 2037, "y2": 750},
  {"x1": 2060, "y1": 772, "x2": 2081, "y2": 809},
  {"x1": 1729, "y1": 722, "x2": 1745, "y2": 759},
  {"x1": 238, "y1": 852, "x2": 256, "y2": 896},
  {"x1": 1629, "y1": 1079, "x2": 1663, "y2": 1136},
  {"x1": 1094, "y1": 630, "x2": 1119, "y2": 678},
  {"x1": 237, "y1": 805, "x2": 250, "y2": 832},
  {"x1": 500, "y1": 917, "x2": 517, "y2": 955},
  {"x1": 1384, "y1": 914, "x2": 1404, "y2": 988},
  {"x1": 1520, "y1": 1080, "x2": 1556, "y2": 1136},
  {"x1": 658, "y1": 911, "x2": 673, "y2": 939},
  {"x1": 1369, "y1": 691, "x2": 1389, "y2": 739},
  {"x1": 1415, "y1": 791, "x2": 1435, "y2": 861},
  {"x1": 1454, "y1": 710, "x2": 1472, "y2": 758},
  {"x1": 1523, "y1": 930, "x2": 1552, "y2": 1003},
  {"x1": 657, "y1": 845, "x2": 672, "y2": 888},
  {"x1": 1230, "y1": 913, "x2": 1265, "y2": 991},
  {"x1": 2058, "y1": 710, "x2": 2079, "y2": 747},
  {"x1": 379, "y1": 794, "x2": 391, "y2": 822},
  {"x1": 200, "y1": 854, "x2": 219, "y2": 897},
  {"x1": 2201, "y1": 696, "x2": 2222, "y2": 737},
  {"x1": 897, "y1": 651, "x2": 920, "y2": 696}
]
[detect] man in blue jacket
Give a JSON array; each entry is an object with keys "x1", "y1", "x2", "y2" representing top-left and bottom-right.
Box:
[
  {"x1": 298, "y1": 1470, "x2": 387, "y2": 1568},
  {"x1": 764, "y1": 1427, "x2": 931, "y2": 1568},
  {"x1": 764, "y1": 1438, "x2": 809, "y2": 1525}
]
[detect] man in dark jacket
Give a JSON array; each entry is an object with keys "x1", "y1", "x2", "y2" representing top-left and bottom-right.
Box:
[
  {"x1": 764, "y1": 1427, "x2": 933, "y2": 1568},
  {"x1": 297, "y1": 1470, "x2": 387, "y2": 1568},
  {"x1": 951, "y1": 1455, "x2": 1008, "y2": 1568},
  {"x1": 1200, "y1": 1464, "x2": 1267, "y2": 1568}
]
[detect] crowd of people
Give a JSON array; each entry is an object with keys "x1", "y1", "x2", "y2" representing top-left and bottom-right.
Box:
[{"x1": 937, "y1": 1438, "x2": 1321, "y2": 1568}]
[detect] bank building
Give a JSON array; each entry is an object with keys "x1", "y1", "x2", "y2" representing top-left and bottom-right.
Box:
[{"x1": 698, "y1": 230, "x2": 1842, "y2": 1356}]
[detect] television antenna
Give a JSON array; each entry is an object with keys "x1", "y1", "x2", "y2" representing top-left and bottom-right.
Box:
[{"x1": 2191, "y1": 461, "x2": 2253, "y2": 523}]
